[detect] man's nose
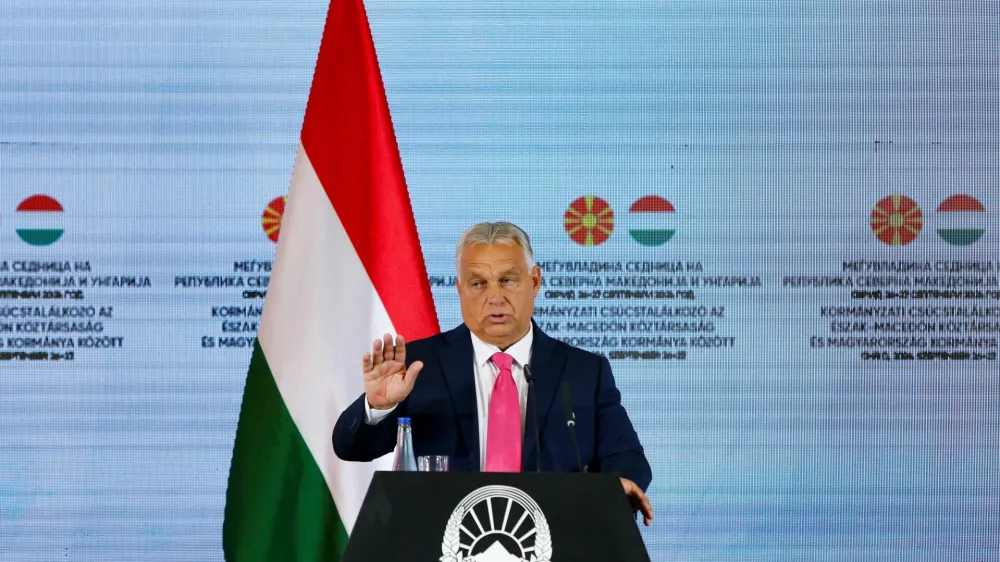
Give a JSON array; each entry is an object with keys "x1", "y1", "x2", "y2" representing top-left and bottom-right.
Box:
[{"x1": 485, "y1": 283, "x2": 505, "y2": 305}]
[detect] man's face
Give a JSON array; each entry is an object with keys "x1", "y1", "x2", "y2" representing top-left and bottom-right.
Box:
[{"x1": 457, "y1": 242, "x2": 541, "y2": 349}]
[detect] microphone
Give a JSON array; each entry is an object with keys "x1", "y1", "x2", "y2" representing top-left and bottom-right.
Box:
[
  {"x1": 523, "y1": 364, "x2": 542, "y2": 473},
  {"x1": 561, "y1": 381, "x2": 584, "y2": 473}
]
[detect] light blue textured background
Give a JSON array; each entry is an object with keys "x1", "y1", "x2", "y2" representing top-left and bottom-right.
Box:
[{"x1": 0, "y1": 1, "x2": 997, "y2": 560}]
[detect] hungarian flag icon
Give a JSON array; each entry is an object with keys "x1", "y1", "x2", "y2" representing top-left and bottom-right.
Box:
[
  {"x1": 936, "y1": 194, "x2": 985, "y2": 246},
  {"x1": 628, "y1": 195, "x2": 676, "y2": 246},
  {"x1": 15, "y1": 195, "x2": 64, "y2": 246}
]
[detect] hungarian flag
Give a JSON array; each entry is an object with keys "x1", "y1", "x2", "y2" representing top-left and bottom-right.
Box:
[
  {"x1": 935, "y1": 194, "x2": 985, "y2": 246},
  {"x1": 628, "y1": 195, "x2": 675, "y2": 247},
  {"x1": 223, "y1": 0, "x2": 439, "y2": 559},
  {"x1": 15, "y1": 194, "x2": 65, "y2": 246}
]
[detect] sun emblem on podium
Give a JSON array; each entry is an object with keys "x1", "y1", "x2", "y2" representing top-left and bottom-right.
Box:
[{"x1": 441, "y1": 485, "x2": 552, "y2": 562}]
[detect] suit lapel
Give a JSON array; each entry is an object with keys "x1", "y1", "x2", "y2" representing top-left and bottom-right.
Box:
[
  {"x1": 438, "y1": 324, "x2": 480, "y2": 469},
  {"x1": 522, "y1": 322, "x2": 567, "y2": 471}
]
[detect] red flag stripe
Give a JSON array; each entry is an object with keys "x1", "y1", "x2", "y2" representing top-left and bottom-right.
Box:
[
  {"x1": 937, "y1": 194, "x2": 985, "y2": 212},
  {"x1": 299, "y1": 0, "x2": 439, "y2": 341},
  {"x1": 629, "y1": 195, "x2": 675, "y2": 213},
  {"x1": 16, "y1": 194, "x2": 64, "y2": 212}
]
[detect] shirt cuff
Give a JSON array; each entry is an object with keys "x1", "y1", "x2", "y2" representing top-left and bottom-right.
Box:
[{"x1": 364, "y1": 397, "x2": 397, "y2": 425}]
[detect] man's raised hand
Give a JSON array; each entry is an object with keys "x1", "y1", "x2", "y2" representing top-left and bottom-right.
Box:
[{"x1": 363, "y1": 334, "x2": 423, "y2": 410}]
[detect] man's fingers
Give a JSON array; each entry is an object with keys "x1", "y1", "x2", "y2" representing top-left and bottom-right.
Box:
[
  {"x1": 381, "y1": 333, "x2": 395, "y2": 362},
  {"x1": 362, "y1": 352, "x2": 373, "y2": 372},
  {"x1": 637, "y1": 491, "x2": 654, "y2": 526},
  {"x1": 404, "y1": 360, "x2": 424, "y2": 389},
  {"x1": 630, "y1": 485, "x2": 653, "y2": 526},
  {"x1": 395, "y1": 334, "x2": 406, "y2": 366},
  {"x1": 371, "y1": 339, "x2": 384, "y2": 366},
  {"x1": 620, "y1": 478, "x2": 653, "y2": 526},
  {"x1": 365, "y1": 359, "x2": 404, "y2": 381}
]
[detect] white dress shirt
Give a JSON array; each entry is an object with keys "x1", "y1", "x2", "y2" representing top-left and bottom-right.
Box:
[{"x1": 365, "y1": 327, "x2": 533, "y2": 470}]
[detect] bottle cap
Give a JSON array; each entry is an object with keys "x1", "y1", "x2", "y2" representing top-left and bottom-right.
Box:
[{"x1": 397, "y1": 416, "x2": 411, "y2": 425}]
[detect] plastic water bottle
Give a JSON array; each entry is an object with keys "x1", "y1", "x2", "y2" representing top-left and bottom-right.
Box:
[{"x1": 392, "y1": 417, "x2": 418, "y2": 471}]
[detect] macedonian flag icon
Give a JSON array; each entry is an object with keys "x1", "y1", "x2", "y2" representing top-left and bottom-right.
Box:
[
  {"x1": 262, "y1": 196, "x2": 286, "y2": 243},
  {"x1": 870, "y1": 194, "x2": 922, "y2": 246},
  {"x1": 564, "y1": 195, "x2": 614, "y2": 246}
]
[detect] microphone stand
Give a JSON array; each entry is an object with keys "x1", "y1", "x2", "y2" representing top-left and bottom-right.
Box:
[
  {"x1": 523, "y1": 364, "x2": 542, "y2": 472},
  {"x1": 561, "y1": 381, "x2": 584, "y2": 473}
]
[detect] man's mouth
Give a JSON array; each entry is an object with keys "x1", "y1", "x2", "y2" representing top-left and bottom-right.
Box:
[{"x1": 486, "y1": 313, "x2": 509, "y2": 324}]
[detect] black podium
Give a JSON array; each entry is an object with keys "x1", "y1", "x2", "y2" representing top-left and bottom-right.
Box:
[{"x1": 343, "y1": 472, "x2": 650, "y2": 562}]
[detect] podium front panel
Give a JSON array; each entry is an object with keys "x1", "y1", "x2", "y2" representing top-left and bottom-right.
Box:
[{"x1": 343, "y1": 472, "x2": 650, "y2": 562}]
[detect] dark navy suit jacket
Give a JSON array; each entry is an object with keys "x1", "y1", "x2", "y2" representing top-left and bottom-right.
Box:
[{"x1": 332, "y1": 322, "x2": 652, "y2": 491}]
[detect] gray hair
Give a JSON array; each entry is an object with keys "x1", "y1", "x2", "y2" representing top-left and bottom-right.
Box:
[{"x1": 455, "y1": 221, "x2": 534, "y2": 273}]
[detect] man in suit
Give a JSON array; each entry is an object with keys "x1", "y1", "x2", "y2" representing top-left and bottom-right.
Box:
[{"x1": 333, "y1": 221, "x2": 653, "y2": 525}]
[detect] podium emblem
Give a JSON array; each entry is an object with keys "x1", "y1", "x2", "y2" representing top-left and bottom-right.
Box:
[{"x1": 441, "y1": 485, "x2": 553, "y2": 562}]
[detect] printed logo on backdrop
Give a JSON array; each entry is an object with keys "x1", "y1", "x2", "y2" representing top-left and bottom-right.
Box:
[
  {"x1": 15, "y1": 195, "x2": 64, "y2": 246},
  {"x1": 564, "y1": 195, "x2": 678, "y2": 247},
  {"x1": 870, "y1": 194, "x2": 987, "y2": 246},
  {"x1": 870, "y1": 195, "x2": 923, "y2": 246},
  {"x1": 628, "y1": 195, "x2": 676, "y2": 247},
  {"x1": 564, "y1": 196, "x2": 613, "y2": 246},
  {"x1": 261, "y1": 196, "x2": 286, "y2": 243},
  {"x1": 441, "y1": 485, "x2": 552, "y2": 562},
  {"x1": 936, "y1": 194, "x2": 985, "y2": 246}
]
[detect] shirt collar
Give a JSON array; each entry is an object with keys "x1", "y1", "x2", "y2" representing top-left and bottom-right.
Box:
[{"x1": 469, "y1": 325, "x2": 533, "y2": 369}]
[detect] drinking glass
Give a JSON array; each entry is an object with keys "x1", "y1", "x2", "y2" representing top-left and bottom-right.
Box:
[{"x1": 417, "y1": 455, "x2": 449, "y2": 472}]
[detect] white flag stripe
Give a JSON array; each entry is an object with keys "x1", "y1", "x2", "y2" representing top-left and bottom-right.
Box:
[
  {"x1": 934, "y1": 211, "x2": 987, "y2": 229},
  {"x1": 258, "y1": 145, "x2": 394, "y2": 533},
  {"x1": 14, "y1": 211, "x2": 64, "y2": 230},
  {"x1": 627, "y1": 211, "x2": 678, "y2": 231}
]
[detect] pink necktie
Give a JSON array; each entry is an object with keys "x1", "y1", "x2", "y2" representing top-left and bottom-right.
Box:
[{"x1": 485, "y1": 352, "x2": 521, "y2": 472}]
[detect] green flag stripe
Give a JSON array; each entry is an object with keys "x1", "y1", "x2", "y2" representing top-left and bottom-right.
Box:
[
  {"x1": 16, "y1": 229, "x2": 64, "y2": 246},
  {"x1": 936, "y1": 229, "x2": 985, "y2": 246},
  {"x1": 629, "y1": 229, "x2": 675, "y2": 246},
  {"x1": 224, "y1": 340, "x2": 348, "y2": 561}
]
